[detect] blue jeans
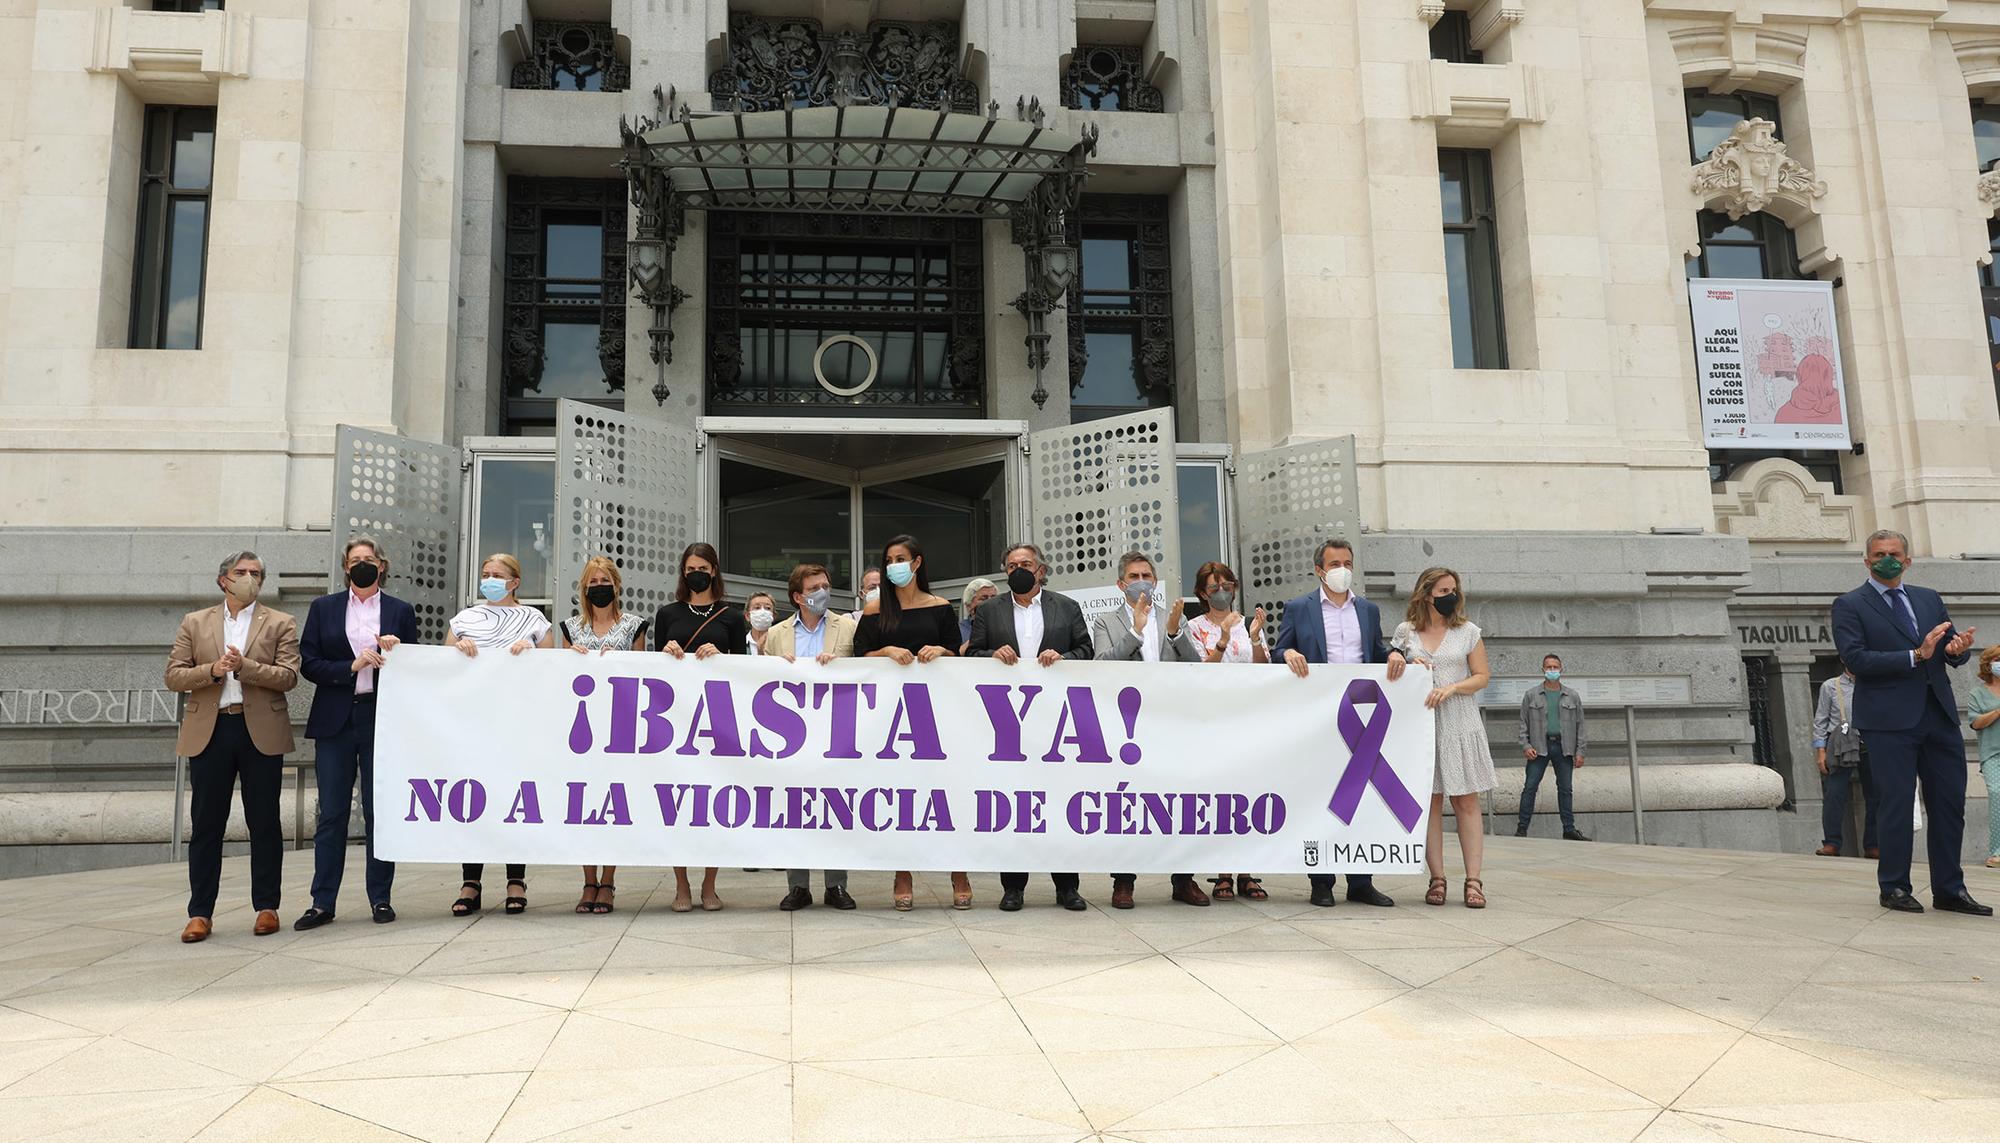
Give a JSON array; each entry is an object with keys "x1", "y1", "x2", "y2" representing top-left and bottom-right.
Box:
[
  {"x1": 1820, "y1": 763, "x2": 1878, "y2": 851},
  {"x1": 309, "y1": 699, "x2": 395, "y2": 910},
  {"x1": 1518, "y1": 740, "x2": 1575, "y2": 832}
]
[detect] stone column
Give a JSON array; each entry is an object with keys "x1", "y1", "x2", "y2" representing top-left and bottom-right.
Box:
[{"x1": 1770, "y1": 651, "x2": 1819, "y2": 817}]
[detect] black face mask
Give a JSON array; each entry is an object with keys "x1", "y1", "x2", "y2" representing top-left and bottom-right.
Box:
[
  {"x1": 347, "y1": 562, "x2": 380, "y2": 589},
  {"x1": 585, "y1": 584, "x2": 617, "y2": 608},
  {"x1": 1433, "y1": 593, "x2": 1460, "y2": 618},
  {"x1": 684, "y1": 570, "x2": 713, "y2": 594},
  {"x1": 1007, "y1": 567, "x2": 1038, "y2": 595}
]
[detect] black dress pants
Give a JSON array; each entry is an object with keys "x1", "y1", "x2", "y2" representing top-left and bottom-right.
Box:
[
  {"x1": 186, "y1": 713, "x2": 283, "y2": 918},
  {"x1": 1001, "y1": 872, "x2": 1079, "y2": 894}
]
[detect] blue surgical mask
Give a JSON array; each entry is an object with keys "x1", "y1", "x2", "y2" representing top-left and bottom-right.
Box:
[
  {"x1": 1545, "y1": 669, "x2": 1561, "y2": 682},
  {"x1": 479, "y1": 577, "x2": 508, "y2": 602},
  {"x1": 885, "y1": 562, "x2": 915, "y2": 588}
]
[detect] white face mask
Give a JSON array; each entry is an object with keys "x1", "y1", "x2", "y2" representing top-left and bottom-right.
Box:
[
  {"x1": 1323, "y1": 566, "x2": 1353, "y2": 594},
  {"x1": 747, "y1": 608, "x2": 774, "y2": 631},
  {"x1": 862, "y1": 588, "x2": 880, "y2": 606}
]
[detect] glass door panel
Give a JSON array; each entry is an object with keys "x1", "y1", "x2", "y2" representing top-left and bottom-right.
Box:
[
  {"x1": 858, "y1": 460, "x2": 1006, "y2": 584},
  {"x1": 718, "y1": 457, "x2": 854, "y2": 590},
  {"x1": 471, "y1": 455, "x2": 556, "y2": 606}
]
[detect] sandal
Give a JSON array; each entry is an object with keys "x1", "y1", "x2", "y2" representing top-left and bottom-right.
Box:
[
  {"x1": 951, "y1": 873, "x2": 973, "y2": 910},
  {"x1": 504, "y1": 880, "x2": 528, "y2": 915},
  {"x1": 1209, "y1": 875, "x2": 1236, "y2": 902},
  {"x1": 591, "y1": 884, "x2": 615, "y2": 915},
  {"x1": 1463, "y1": 878, "x2": 1486, "y2": 909},
  {"x1": 893, "y1": 871, "x2": 914, "y2": 912},
  {"x1": 1424, "y1": 876, "x2": 1448, "y2": 907},
  {"x1": 451, "y1": 881, "x2": 482, "y2": 917},
  {"x1": 576, "y1": 883, "x2": 599, "y2": 914},
  {"x1": 1237, "y1": 876, "x2": 1268, "y2": 902}
]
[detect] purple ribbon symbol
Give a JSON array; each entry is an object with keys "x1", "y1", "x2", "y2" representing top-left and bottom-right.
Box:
[{"x1": 1328, "y1": 679, "x2": 1422, "y2": 833}]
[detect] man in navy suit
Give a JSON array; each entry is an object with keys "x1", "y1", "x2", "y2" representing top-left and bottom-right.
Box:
[
  {"x1": 1275, "y1": 539, "x2": 1407, "y2": 908},
  {"x1": 293, "y1": 536, "x2": 420, "y2": 929},
  {"x1": 1830, "y1": 529, "x2": 1987, "y2": 916}
]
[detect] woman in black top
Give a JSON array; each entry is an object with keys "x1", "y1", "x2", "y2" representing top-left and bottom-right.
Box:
[
  {"x1": 855, "y1": 534, "x2": 972, "y2": 911},
  {"x1": 653, "y1": 541, "x2": 740, "y2": 912}
]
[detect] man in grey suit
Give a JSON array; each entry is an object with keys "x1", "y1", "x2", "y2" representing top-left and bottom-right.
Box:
[
  {"x1": 967, "y1": 541, "x2": 1095, "y2": 912},
  {"x1": 1091, "y1": 551, "x2": 1208, "y2": 909}
]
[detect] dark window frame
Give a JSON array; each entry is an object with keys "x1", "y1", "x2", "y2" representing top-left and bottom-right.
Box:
[
  {"x1": 501, "y1": 177, "x2": 627, "y2": 436},
  {"x1": 1065, "y1": 194, "x2": 1175, "y2": 424},
  {"x1": 1981, "y1": 220, "x2": 2000, "y2": 414},
  {"x1": 152, "y1": 1, "x2": 223, "y2": 11},
  {"x1": 1439, "y1": 148, "x2": 1508, "y2": 370},
  {"x1": 1686, "y1": 87, "x2": 1782, "y2": 163},
  {"x1": 1429, "y1": 10, "x2": 1482, "y2": 64},
  {"x1": 1061, "y1": 44, "x2": 1165, "y2": 113},
  {"x1": 1975, "y1": 101, "x2": 2000, "y2": 173},
  {"x1": 129, "y1": 104, "x2": 216, "y2": 351},
  {"x1": 704, "y1": 212, "x2": 986, "y2": 414},
  {"x1": 510, "y1": 20, "x2": 628, "y2": 92}
]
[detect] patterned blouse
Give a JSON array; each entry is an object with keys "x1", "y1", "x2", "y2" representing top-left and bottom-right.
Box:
[
  {"x1": 561, "y1": 612, "x2": 647, "y2": 651},
  {"x1": 448, "y1": 603, "x2": 552, "y2": 650}
]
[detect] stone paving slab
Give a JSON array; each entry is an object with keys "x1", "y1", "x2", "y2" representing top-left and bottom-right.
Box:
[{"x1": 0, "y1": 839, "x2": 1994, "y2": 1142}]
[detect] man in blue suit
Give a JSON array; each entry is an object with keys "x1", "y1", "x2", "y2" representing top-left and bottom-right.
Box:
[
  {"x1": 1276, "y1": 539, "x2": 1407, "y2": 908},
  {"x1": 1830, "y1": 529, "x2": 1986, "y2": 917},
  {"x1": 293, "y1": 536, "x2": 420, "y2": 929}
]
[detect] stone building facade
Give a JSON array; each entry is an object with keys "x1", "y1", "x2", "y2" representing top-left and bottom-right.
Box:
[{"x1": 1, "y1": 0, "x2": 1996, "y2": 873}]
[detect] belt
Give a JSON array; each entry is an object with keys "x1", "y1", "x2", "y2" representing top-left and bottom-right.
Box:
[{"x1": 220, "y1": 704, "x2": 245, "y2": 715}]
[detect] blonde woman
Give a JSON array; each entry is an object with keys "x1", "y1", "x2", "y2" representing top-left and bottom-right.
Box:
[
  {"x1": 1971, "y1": 646, "x2": 2000, "y2": 868},
  {"x1": 1392, "y1": 566, "x2": 1497, "y2": 909},
  {"x1": 744, "y1": 591, "x2": 778, "y2": 655},
  {"x1": 557, "y1": 556, "x2": 647, "y2": 914},
  {"x1": 448, "y1": 553, "x2": 552, "y2": 916}
]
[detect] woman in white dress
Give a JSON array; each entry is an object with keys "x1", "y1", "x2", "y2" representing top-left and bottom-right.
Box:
[
  {"x1": 557, "y1": 556, "x2": 647, "y2": 915},
  {"x1": 447, "y1": 553, "x2": 553, "y2": 917},
  {"x1": 1392, "y1": 566, "x2": 1496, "y2": 909}
]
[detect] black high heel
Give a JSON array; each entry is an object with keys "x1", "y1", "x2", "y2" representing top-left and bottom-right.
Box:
[
  {"x1": 505, "y1": 879, "x2": 528, "y2": 914},
  {"x1": 590, "y1": 884, "x2": 615, "y2": 915},
  {"x1": 451, "y1": 881, "x2": 482, "y2": 916}
]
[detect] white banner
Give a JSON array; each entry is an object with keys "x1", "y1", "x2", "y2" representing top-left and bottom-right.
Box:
[
  {"x1": 1688, "y1": 277, "x2": 1851, "y2": 449},
  {"x1": 373, "y1": 645, "x2": 1437, "y2": 873}
]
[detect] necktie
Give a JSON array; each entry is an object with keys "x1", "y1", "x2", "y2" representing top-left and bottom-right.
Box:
[{"x1": 1886, "y1": 588, "x2": 1919, "y2": 642}]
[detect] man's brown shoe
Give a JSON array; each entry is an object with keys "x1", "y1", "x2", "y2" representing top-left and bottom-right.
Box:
[
  {"x1": 1110, "y1": 879, "x2": 1135, "y2": 909},
  {"x1": 253, "y1": 910, "x2": 280, "y2": 936},
  {"x1": 180, "y1": 917, "x2": 211, "y2": 943},
  {"x1": 1172, "y1": 879, "x2": 1211, "y2": 907},
  {"x1": 1814, "y1": 844, "x2": 1839, "y2": 857}
]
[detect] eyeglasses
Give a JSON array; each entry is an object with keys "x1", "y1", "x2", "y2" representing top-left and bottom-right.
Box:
[{"x1": 1205, "y1": 581, "x2": 1238, "y2": 593}]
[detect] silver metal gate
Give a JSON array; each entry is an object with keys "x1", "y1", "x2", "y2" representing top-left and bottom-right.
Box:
[
  {"x1": 331, "y1": 425, "x2": 465, "y2": 644},
  {"x1": 553, "y1": 399, "x2": 698, "y2": 625},
  {"x1": 1027, "y1": 408, "x2": 1181, "y2": 594},
  {"x1": 1234, "y1": 436, "x2": 1360, "y2": 646}
]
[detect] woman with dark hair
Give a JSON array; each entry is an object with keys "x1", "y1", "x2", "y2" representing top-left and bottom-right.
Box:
[
  {"x1": 1181, "y1": 560, "x2": 1269, "y2": 902},
  {"x1": 1392, "y1": 566, "x2": 1497, "y2": 909},
  {"x1": 652, "y1": 542, "x2": 743, "y2": 912},
  {"x1": 854, "y1": 534, "x2": 972, "y2": 911}
]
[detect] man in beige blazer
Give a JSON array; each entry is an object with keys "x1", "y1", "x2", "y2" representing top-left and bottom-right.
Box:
[
  {"x1": 164, "y1": 550, "x2": 301, "y2": 943},
  {"x1": 765, "y1": 564, "x2": 859, "y2": 910}
]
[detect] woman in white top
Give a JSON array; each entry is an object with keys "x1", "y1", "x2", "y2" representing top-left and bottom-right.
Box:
[
  {"x1": 447, "y1": 553, "x2": 553, "y2": 917},
  {"x1": 1182, "y1": 561, "x2": 1269, "y2": 902},
  {"x1": 1392, "y1": 566, "x2": 1497, "y2": 909},
  {"x1": 557, "y1": 556, "x2": 647, "y2": 915},
  {"x1": 744, "y1": 592, "x2": 777, "y2": 655}
]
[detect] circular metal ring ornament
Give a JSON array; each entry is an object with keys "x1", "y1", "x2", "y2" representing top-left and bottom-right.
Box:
[{"x1": 813, "y1": 334, "x2": 879, "y2": 397}]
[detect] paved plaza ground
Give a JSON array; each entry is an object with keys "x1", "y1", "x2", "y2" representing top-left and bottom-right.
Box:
[{"x1": 0, "y1": 838, "x2": 1994, "y2": 1142}]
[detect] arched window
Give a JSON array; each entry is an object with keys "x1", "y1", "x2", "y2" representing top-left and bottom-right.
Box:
[
  {"x1": 1687, "y1": 211, "x2": 1801, "y2": 281},
  {"x1": 1686, "y1": 88, "x2": 1781, "y2": 162}
]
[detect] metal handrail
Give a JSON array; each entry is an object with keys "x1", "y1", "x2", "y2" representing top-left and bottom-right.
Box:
[{"x1": 169, "y1": 753, "x2": 315, "y2": 862}]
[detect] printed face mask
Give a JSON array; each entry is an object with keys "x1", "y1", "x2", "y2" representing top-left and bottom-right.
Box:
[
  {"x1": 1870, "y1": 554, "x2": 1904, "y2": 582},
  {"x1": 801, "y1": 587, "x2": 831, "y2": 615}
]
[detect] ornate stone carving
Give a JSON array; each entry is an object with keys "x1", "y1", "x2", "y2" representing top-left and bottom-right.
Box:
[
  {"x1": 1419, "y1": 1, "x2": 1447, "y2": 26},
  {"x1": 1689, "y1": 119, "x2": 1825, "y2": 222},
  {"x1": 1980, "y1": 169, "x2": 2000, "y2": 218},
  {"x1": 707, "y1": 12, "x2": 977, "y2": 112},
  {"x1": 1713, "y1": 457, "x2": 1857, "y2": 545},
  {"x1": 511, "y1": 21, "x2": 628, "y2": 93}
]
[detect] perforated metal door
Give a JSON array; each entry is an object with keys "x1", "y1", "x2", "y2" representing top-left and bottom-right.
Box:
[
  {"x1": 1027, "y1": 410, "x2": 1180, "y2": 594},
  {"x1": 553, "y1": 400, "x2": 696, "y2": 629},
  {"x1": 1233, "y1": 437, "x2": 1359, "y2": 648},
  {"x1": 331, "y1": 426, "x2": 465, "y2": 645}
]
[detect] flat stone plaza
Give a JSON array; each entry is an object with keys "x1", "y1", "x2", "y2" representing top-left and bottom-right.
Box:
[{"x1": 0, "y1": 840, "x2": 1994, "y2": 1142}]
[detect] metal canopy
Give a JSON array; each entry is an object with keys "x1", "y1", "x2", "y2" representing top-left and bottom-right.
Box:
[{"x1": 635, "y1": 104, "x2": 1087, "y2": 219}]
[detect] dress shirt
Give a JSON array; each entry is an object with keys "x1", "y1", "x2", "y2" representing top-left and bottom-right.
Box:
[
  {"x1": 1319, "y1": 590, "x2": 1363, "y2": 664},
  {"x1": 1122, "y1": 603, "x2": 1161, "y2": 662},
  {"x1": 1013, "y1": 591, "x2": 1046, "y2": 657},
  {"x1": 1866, "y1": 578, "x2": 1921, "y2": 667},
  {"x1": 220, "y1": 601, "x2": 255, "y2": 706},
  {"x1": 795, "y1": 614, "x2": 826, "y2": 658},
  {"x1": 346, "y1": 588, "x2": 383, "y2": 694}
]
